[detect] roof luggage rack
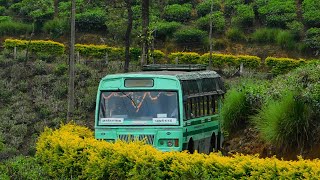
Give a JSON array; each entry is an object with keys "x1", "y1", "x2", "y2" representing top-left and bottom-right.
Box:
[{"x1": 142, "y1": 64, "x2": 207, "y2": 71}]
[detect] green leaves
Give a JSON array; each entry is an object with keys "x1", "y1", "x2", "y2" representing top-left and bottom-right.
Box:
[
  {"x1": 257, "y1": 0, "x2": 296, "y2": 28},
  {"x1": 164, "y1": 3, "x2": 192, "y2": 22},
  {"x1": 302, "y1": 0, "x2": 320, "y2": 27},
  {"x1": 173, "y1": 27, "x2": 206, "y2": 44}
]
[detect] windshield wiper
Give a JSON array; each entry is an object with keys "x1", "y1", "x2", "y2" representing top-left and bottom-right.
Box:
[{"x1": 117, "y1": 88, "x2": 137, "y2": 108}]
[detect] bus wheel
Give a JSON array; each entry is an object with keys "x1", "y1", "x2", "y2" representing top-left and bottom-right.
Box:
[
  {"x1": 217, "y1": 132, "x2": 222, "y2": 151},
  {"x1": 187, "y1": 139, "x2": 194, "y2": 154},
  {"x1": 209, "y1": 133, "x2": 216, "y2": 153}
]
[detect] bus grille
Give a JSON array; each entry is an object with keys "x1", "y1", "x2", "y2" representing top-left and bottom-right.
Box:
[
  {"x1": 139, "y1": 134, "x2": 155, "y2": 145},
  {"x1": 118, "y1": 134, "x2": 155, "y2": 145},
  {"x1": 118, "y1": 134, "x2": 134, "y2": 142}
]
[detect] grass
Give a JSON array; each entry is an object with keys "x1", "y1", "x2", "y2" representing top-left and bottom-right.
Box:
[
  {"x1": 252, "y1": 91, "x2": 312, "y2": 150},
  {"x1": 221, "y1": 88, "x2": 248, "y2": 133}
]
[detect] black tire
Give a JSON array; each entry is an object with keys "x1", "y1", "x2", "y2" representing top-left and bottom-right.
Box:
[
  {"x1": 187, "y1": 139, "x2": 194, "y2": 154},
  {"x1": 209, "y1": 133, "x2": 216, "y2": 153},
  {"x1": 217, "y1": 132, "x2": 222, "y2": 151}
]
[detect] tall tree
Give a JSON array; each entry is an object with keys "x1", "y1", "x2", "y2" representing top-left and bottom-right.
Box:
[
  {"x1": 124, "y1": 0, "x2": 133, "y2": 72},
  {"x1": 141, "y1": 0, "x2": 150, "y2": 66}
]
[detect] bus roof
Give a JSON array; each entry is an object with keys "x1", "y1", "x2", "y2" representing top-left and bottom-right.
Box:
[{"x1": 102, "y1": 70, "x2": 221, "y2": 81}]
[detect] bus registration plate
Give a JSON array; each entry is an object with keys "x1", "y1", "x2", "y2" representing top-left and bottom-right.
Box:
[{"x1": 153, "y1": 118, "x2": 176, "y2": 124}]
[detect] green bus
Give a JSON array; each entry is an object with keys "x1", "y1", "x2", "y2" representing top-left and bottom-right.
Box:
[{"x1": 95, "y1": 64, "x2": 226, "y2": 153}]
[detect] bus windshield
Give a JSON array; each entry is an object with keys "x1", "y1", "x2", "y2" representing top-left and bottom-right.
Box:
[{"x1": 98, "y1": 91, "x2": 179, "y2": 126}]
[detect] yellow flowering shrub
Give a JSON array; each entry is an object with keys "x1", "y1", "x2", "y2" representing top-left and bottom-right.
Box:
[
  {"x1": 237, "y1": 55, "x2": 261, "y2": 69},
  {"x1": 36, "y1": 123, "x2": 320, "y2": 179},
  {"x1": 200, "y1": 53, "x2": 238, "y2": 68},
  {"x1": 4, "y1": 39, "x2": 65, "y2": 55},
  {"x1": 200, "y1": 53, "x2": 261, "y2": 69},
  {"x1": 168, "y1": 52, "x2": 201, "y2": 64}
]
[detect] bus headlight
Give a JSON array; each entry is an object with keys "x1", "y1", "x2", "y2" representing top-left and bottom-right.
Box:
[{"x1": 158, "y1": 139, "x2": 179, "y2": 147}]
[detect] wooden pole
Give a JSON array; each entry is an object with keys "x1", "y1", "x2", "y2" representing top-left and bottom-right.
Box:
[{"x1": 67, "y1": 0, "x2": 76, "y2": 122}]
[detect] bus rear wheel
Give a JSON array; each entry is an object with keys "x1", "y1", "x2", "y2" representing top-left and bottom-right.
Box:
[
  {"x1": 209, "y1": 133, "x2": 216, "y2": 153},
  {"x1": 188, "y1": 139, "x2": 194, "y2": 154}
]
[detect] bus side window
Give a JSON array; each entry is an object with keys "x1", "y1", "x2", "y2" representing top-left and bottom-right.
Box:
[
  {"x1": 199, "y1": 96, "x2": 203, "y2": 116},
  {"x1": 209, "y1": 95, "x2": 215, "y2": 115},
  {"x1": 212, "y1": 95, "x2": 216, "y2": 114},
  {"x1": 183, "y1": 101, "x2": 188, "y2": 120},
  {"x1": 215, "y1": 96, "x2": 219, "y2": 113},
  {"x1": 205, "y1": 96, "x2": 210, "y2": 116},
  {"x1": 187, "y1": 98, "x2": 192, "y2": 119},
  {"x1": 191, "y1": 98, "x2": 197, "y2": 118}
]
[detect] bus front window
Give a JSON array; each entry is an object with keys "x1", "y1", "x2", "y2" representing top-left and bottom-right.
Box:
[{"x1": 98, "y1": 91, "x2": 179, "y2": 125}]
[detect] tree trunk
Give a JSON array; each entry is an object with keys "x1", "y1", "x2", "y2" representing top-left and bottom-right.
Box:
[
  {"x1": 208, "y1": 0, "x2": 214, "y2": 70},
  {"x1": 68, "y1": 0, "x2": 76, "y2": 122},
  {"x1": 124, "y1": 0, "x2": 133, "y2": 73},
  {"x1": 141, "y1": 0, "x2": 150, "y2": 66}
]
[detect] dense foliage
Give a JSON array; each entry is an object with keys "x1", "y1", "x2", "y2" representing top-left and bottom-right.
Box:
[
  {"x1": 0, "y1": 0, "x2": 318, "y2": 55},
  {"x1": 0, "y1": 52, "x2": 109, "y2": 160},
  {"x1": 18, "y1": 123, "x2": 319, "y2": 179},
  {"x1": 222, "y1": 62, "x2": 320, "y2": 150}
]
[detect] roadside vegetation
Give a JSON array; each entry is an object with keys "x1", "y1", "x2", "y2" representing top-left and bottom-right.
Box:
[
  {"x1": 0, "y1": 0, "x2": 319, "y2": 57},
  {"x1": 221, "y1": 62, "x2": 320, "y2": 154},
  {"x1": 0, "y1": 0, "x2": 320, "y2": 178}
]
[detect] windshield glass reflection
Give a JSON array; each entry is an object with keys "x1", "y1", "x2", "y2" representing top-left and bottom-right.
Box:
[{"x1": 99, "y1": 91, "x2": 179, "y2": 125}]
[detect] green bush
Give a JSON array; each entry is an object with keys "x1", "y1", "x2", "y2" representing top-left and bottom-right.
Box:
[
  {"x1": 129, "y1": 47, "x2": 141, "y2": 61},
  {"x1": 221, "y1": 89, "x2": 248, "y2": 133},
  {"x1": 173, "y1": 27, "x2": 206, "y2": 44},
  {"x1": 166, "y1": 0, "x2": 192, "y2": 5},
  {"x1": 302, "y1": 0, "x2": 320, "y2": 27},
  {"x1": 76, "y1": 8, "x2": 107, "y2": 32},
  {"x1": 251, "y1": 28, "x2": 280, "y2": 43},
  {"x1": 29, "y1": 40, "x2": 65, "y2": 56},
  {"x1": 152, "y1": 21, "x2": 182, "y2": 39},
  {"x1": 231, "y1": 5, "x2": 254, "y2": 28},
  {"x1": 253, "y1": 91, "x2": 312, "y2": 149},
  {"x1": 43, "y1": 18, "x2": 68, "y2": 39},
  {"x1": 4, "y1": 156, "x2": 47, "y2": 180},
  {"x1": 0, "y1": 6, "x2": 5, "y2": 15},
  {"x1": 213, "y1": 38, "x2": 227, "y2": 50},
  {"x1": 271, "y1": 61, "x2": 320, "y2": 110},
  {"x1": 200, "y1": 53, "x2": 238, "y2": 68},
  {"x1": 237, "y1": 55, "x2": 261, "y2": 69},
  {"x1": 225, "y1": 28, "x2": 246, "y2": 42},
  {"x1": 10, "y1": 0, "x2": 54, "y2": 21},
  {"x1": 53, "y1": 63, "x2": 68, "y2": 76},
  {"x1": 286, "y1": 21, "x2": 304, "y2": 40},
  {"x1": 4, "y1": 39, "x2": 65, "y2": 56},
  {"x1": 275, "y1": 30, "x2": 295, "y2": 50},
  {"x1": 0, "y1": 21, "x2": 32, "y2": 36},
  {"x1": 305, "y1": 28, "x2": 320, "y2": 51},
  {"x1": 75, "y1": 44, "x2": 109, "y2": 58},
  {"x1": 150, "y1": 50, "x2": 165, "y2": 63},
  {"x1": 35, "y1": 123, "x2": 320, "y2": 179},
  {"x1": 0, "y1": 16, "x2": 11, "y2": 22},
  {"x1": 224, "y1": 0, "x2": 243, "y2": 17},
  {"x1": 257, "y1": 0, "x2": 296, "y2": 28},
  {"x1": 195, "y1": 0, "x2": 221, "y2": 17},
  {"x1": 196, "y1": 11, "x2": 225, "y2": 33},
  {"x1": 163, "y1": 3, "x2": 192, "y2": 22},
  {"x1": 168, "y1": 52, "x2": 200, "y2": 64},
  {"x1": 265, "y1": 57, "x2": 305, "y2": 75}
]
